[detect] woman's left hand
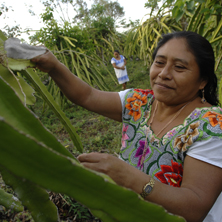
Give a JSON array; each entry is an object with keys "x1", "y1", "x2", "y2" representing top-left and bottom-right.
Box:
[{"x1": 77, "y1": 152, "x2": 147, "y2": 189}]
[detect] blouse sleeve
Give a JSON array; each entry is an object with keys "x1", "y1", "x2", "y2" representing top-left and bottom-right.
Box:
[
  {"x1": 187, "y1": 137, "x2": 222, "y2": 168},
  {"x1": 118, "y1": 89, "x2": 131, "y2": 110},
  {"x1": 111, "y1": 58, "x2": 116, "y2": 64}
]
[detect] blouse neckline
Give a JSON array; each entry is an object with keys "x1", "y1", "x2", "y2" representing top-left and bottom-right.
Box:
[{"x1": 146, "y1": 97, "x2": 219, "y2": 142}]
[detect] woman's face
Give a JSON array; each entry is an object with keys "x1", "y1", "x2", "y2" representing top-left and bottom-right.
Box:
[
  {"x1": 114, "y1": 52, "x2": 119, "y2": 58},
  {"x1": 150, "y1": 38, "x2": 206, "y2": 105}
]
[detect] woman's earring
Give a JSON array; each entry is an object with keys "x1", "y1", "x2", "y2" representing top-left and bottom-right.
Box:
[{"x1": 201, "y1": 89, "x2": 206, "y2": 104}]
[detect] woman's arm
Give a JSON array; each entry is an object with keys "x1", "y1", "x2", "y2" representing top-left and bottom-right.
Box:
[
  {"x1": 112, "y1": 63, "x2": 125, "y2": 70},
  {"x1": 78, "y1": 153, "x2": 222, "y2": 222},
  {"x1": 32, "y1": 51, "x2": 122, "y2": 122}
]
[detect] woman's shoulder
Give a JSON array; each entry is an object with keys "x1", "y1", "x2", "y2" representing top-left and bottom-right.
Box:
[
  {"x1": 119, "y1": 89, "x2": 154, "y2": 121},
  {"x1": 111, "y1": 57, "x2": 116, "y2": 62},
  {"x1": 185, "y1": 106, "x2": 222, "y2": 124},
  {"x1": 120, "y1": 88, "x2": 154, "y2": 100},
  {"x1": 184, "y1": 106, "x2": 222, "y2": 168},
  {"x1": 171, "y1": 105, "x2": 222, "y2": 152}
]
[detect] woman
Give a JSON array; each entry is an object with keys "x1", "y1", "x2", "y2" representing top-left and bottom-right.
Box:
[
  {"x1": 111, "y1": 50, "x2": 129, "y2": 89},
  {"x1": 32, "y1": 31, "x2": 222, "y2": 222}
]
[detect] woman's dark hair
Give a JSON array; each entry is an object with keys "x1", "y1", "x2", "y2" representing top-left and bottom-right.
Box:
[
  {"x1": 114, "y1": 50, "x2": 120, "y2": 54},
  {"x1": 152, "y1": 31, "x2": 219, "y2": 106}
]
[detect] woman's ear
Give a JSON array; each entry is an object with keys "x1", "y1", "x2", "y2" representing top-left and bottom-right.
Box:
[{"x1": 199, "y1": 79, "x2": 208, "y2": 90}]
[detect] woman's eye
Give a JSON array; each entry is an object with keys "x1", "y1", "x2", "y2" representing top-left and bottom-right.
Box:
[
  {"x1": 155, "y1": 61, "x2": 164, "y2": 65},
  {"x1": 175, "y1": 65, "x2": 186, "y2": 69}
]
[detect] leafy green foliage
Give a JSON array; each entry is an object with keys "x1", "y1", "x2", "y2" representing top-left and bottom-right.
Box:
[
  {"x1": 3, "y1": 0, "x2": 222, "y2": 220},
  {"x1": 127, "y1": 0, "x2": 222, "y2": 70},
  {"x1": 0, "y1": 188, "x2": 23, "y2": 212},
  {"x1": 62, "y1": 194, "x2": 94, "y2": 220},
  {"x1": 31, "y1": 13, "x2": 94, "y2": 52},
  {"x1": 0, "y1": 100, "x2": 185, "y2": 222},
  {"x1": 1, "y1": 168, "x2": 59, "y2": 222},
  {"x1": 0, "y1": 77, "x2": 185, "y2": 221},
  {"x1": 21, "y1": 68, "x2": 83, "y2": 152},
  {"x1": 124, "y1": 12, "x2": 181, "y2": 66},
  {"x1": 0, "y1": 65, "x2": 36, "y2": 105},
  {"x1": 0, "y1": 30, "x2": 184, "y2": 221},
  {"x1": 29, "y1": 3, "x2": 119, "y2": 106}
]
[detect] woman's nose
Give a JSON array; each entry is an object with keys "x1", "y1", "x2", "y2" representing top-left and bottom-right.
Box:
[{"x1": 158, "y1": 65, "x2": 172, "y2": 79}]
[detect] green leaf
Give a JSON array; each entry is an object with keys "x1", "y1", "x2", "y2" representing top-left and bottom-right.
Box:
[
  {"x1": 60, "y1": 35, "x2": 77, "y2": 48},
  {"x1": 195, "y1": 0, "x2": 205, "y2": 3},
  {"x1": 0, "y1": 30, "x2": 7, "y2": 41},
  {"x1": 204, "y1": 13, "x2": 211, "y2": 21},
  {"x1": 210, "y1": 35, "x2": 222, "y2": 44},
  {"x1": 0, "y1": 65, "x2": 36, "y2": 105},
  {"x1": 0, "y1": 36, "x2": 35, "y2": 71},
  {"x1": 198, "y1": 23, "x2": 205, "y2": 36},
  {"x1": 153, "y1": 28, "x2": 162, "y2": 38},
  {"x1": 215, "y1": 50, "x2": 222, "y2": 71},
  {"x1": 186, "y1": 1, "x2": 195, "y2": 11},
  {"x1": 175, "y1": 9, "x2": 184, "y2": 22},
  {"x1": 210, "y1": 19, "x2": 222, "y2": 41},
  {"x1": 0, "y1": 187, "x2": 24, "y2": 212},
  {"x1": 172, "y1": 6, "x2": 179, "y2": 18},
  {"x1": 0, "y1": 76, "x2": 77, "y2": 160},
  {"x1": 20, "y1": 68, "x2": 83, "y2": 153},
  {"x1": 200, "y1": 8, "x2": 211, "y2": 13},
  {"x1": 1, "y1": 169, "x2": 59, "y2": 222},
  {"x1": 0, "y1": 119, "x2": 185, "y2": 222},
  {"x1": 187, "y1": 4, "x2": 202, "y2": 31},
  {"x1": 7, "y1": 58, "x2": 36, "y2": 70}
]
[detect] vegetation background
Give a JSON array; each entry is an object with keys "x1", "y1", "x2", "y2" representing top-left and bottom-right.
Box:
[{"x1": 1, "y1": 0, "x2": 222, "y2": 221}]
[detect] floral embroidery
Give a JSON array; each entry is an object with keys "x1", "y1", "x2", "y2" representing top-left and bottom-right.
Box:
[
  {"x1": 135, "y1": 140, "x2": 151, "y2": 169},
  {"x1": 121, "y1": 124, "x2": 129, "y2": 150},
  {"x1": 202, "y1": 111, "x2": 222, "y2": 130},
  {"x1": 166, "y1": 129, "x2": 176, "y2": 139},
  {"x1": 174, "y1": 121, "x2": 200, "y2": 151},
  {"x1": 134, "y1": 89, "x2": 154, "y2": 96},
  {"x1": 190, "y1": 110, "x2": 201, "y2": 120},
  {"x1": 120, "y1": 89, "x2": 222, "y2": 187},
  {"x1": 125, "y1": 93, "x2": 148, "y2": 121},
  {"x1": 155, "y1": 160, "x2": 183, "y2": 187},
  {"x1": 144, "y1": 111, "x2": 150, "y2": 119}
]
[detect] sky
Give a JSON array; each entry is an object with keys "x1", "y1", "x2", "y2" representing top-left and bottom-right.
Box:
[{"x1": 0, "y1": 0, "x2": 150, "y2": 42}]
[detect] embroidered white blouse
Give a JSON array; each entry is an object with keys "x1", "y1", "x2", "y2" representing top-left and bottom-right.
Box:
[{"x1": 118, "y1": 88, "x2": 222, "y2": 222}]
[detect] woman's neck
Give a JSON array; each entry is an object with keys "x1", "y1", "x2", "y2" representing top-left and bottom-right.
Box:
[
  {"x1": 148, "y1": 97, "x2": 212, "y2": 138},
  {"x1": 155, "y1": 101, "x2": 192, "y2": 122},
  {"x1": 115, "y1": 55, "x2": 121, "y2": 60}
]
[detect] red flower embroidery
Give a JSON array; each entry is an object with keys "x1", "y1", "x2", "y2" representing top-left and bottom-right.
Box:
[
  {"x1": 125, "y1": 93, "x2": 148, "y2": 121},
  {"x1": 155, "y1": 160, "x2": 183, "y2": 187},
  {"x1": 202, "y1": 111, "x2": 222, "y2": 130},
  {"x1": 134, "y1": 89, "x2": 154, "y2": 96}
]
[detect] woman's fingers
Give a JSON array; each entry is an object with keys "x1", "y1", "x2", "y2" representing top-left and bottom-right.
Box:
[
  {"x1": 78, "y1": 152, "x2": 105, "y2": 163},
  {"x1": 30, "y1": 51, "x2": 59, "y2": 73},
  {"x1": 78, "y1": 153, "x2": 109, "y2": 173}
]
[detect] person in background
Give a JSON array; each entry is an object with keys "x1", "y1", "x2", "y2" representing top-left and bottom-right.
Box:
[
  {"x1": 32, "y1": 31, "x2": 222, "y2": 222},
  {"x1": 111, "y1": 50, "x2": 129, "y2": 89}
]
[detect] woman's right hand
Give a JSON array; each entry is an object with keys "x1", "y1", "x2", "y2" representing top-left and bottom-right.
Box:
[{"x1": 31, "y1": 50, "x2": 61, "y2": 74}]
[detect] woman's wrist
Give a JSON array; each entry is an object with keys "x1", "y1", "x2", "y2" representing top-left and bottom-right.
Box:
[{"x1": 48, "y1": 61, "x2": 66, "y2": 77}]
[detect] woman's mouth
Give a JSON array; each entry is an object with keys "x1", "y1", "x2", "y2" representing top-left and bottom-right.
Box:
[{"x1": 155, "y1": 82, "x2": 174, "y2": 89}]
